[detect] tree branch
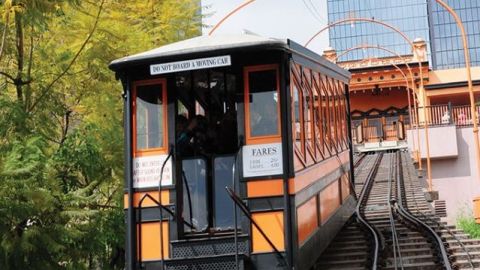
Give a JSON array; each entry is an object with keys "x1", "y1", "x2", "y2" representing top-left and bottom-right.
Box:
[
  {"x1": 28, "y1": 0, "x2": 105, "y2": 112},
  {"x1": 0, "y1": 71, "x2": 15, "y2": 82}
]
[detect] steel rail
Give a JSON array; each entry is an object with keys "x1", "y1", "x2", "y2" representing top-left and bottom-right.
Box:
[
  {"x1": 395, "y1": 152, "x2": 453, "y2": 270},
  {"x1": 354, "y1": 153, "x2": 367, "y2": 168},
  {"x1": 388, "y1": 152, "x2": 404, "y2": 270},
  {"x1": 399, "y1": 152, "x2": 474, "y2": 270},
  {"x1": 356, "y1": 152, "x2": 385, "y2": 270}
]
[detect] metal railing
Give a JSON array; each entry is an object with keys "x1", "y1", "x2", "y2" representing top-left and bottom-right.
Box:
[
  {"x1": 137, "y1": 193, "x2": 195, "y2": 269},
  {"x1": 352, "y1": 122, "x2": 404, "y2": 143},
  {"x1": 415, "y1": 103, "x2": 480, "y2": 128},
  {"x1": 225, "y1": 187, "x2": 288, "y2": 268}
]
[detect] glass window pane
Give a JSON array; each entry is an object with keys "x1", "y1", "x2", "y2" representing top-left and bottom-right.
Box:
[
  {"x1": 213, "y1": 156, "x2": 240, "y2": 230},
  {"x1": 136, "y1": 84, "x2": 164, "y2": 150},
  {"x1": 248, "y1": 69, "x2": 279, "y2": 137},
  {"x1": 182, "y1": 158, "x2": 208, "y2": 232}
]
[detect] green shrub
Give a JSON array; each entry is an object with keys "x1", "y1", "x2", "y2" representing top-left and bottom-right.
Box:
[{"x1": 458, "y1": 217, "x2": 480, "y2": 239}]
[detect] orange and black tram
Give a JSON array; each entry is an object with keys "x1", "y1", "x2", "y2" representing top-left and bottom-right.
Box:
[{"x1": 109, "y1": 34, "x2": 355, "y2": 270}]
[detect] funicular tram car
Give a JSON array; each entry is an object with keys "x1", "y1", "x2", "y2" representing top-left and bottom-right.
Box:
[{"x1": 109, "y1": 34, "x2": 355, "y2": 270}]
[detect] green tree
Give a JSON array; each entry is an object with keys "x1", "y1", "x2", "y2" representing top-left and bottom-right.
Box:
[{"x1": 0, "y1": 0, "x2": 201, "y2": 269}]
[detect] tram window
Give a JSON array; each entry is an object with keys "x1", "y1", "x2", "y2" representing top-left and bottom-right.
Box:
[
  {"x1": 135, "y1": 83, "x2": 165, "y2": 151},
  {"x1": 302, "y1": 85, "x2": 313, "y2": 155},
  {"x1": 247, "y1": 69, "x2": 279, "y2": 137},
  {"x1": 292, "y1": 74, "x2": 305, "y2": 157},
  {"x1": 182, "y1": 158, "x2": 208, "y2": 232},
  {"x1": 292, "y1": 84, "x2": 300, "y2": 138},
  {"x1": 213, "y1": 156, "x2": 240, "y2": 230}
]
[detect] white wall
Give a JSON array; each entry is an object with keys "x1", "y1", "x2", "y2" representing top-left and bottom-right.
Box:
[{"x1": 408, "y1": 127, "x2": 480, "y2": 224}]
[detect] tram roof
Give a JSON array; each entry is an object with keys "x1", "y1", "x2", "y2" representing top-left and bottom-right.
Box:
[{"x1": 109, "y1": 34, "x2": 350, "y2": 81}]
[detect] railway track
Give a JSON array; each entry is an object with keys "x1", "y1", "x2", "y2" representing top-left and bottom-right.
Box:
[{"x1": 315, "y1": 151, "x2": 460, "y2": 270}]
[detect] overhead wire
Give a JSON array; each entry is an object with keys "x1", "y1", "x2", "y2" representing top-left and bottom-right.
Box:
[{"x1": 301, "y1": 0, "x2": 327, "y2": 24}]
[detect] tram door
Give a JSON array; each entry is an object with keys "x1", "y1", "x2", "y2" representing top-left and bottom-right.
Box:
[{"x1": 175, "y1": 69, "x2": 240, "y2": 234}]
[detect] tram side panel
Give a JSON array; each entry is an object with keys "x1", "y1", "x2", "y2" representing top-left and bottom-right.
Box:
[{"x1": 288, "y1": 60, "x2": 355, "y2": 270}]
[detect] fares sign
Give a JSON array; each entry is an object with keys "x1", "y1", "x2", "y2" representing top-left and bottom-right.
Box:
[
  {"x1": 150, "y1": 55, "x2": 231, "y2": 75},
  {"x1": 133, "y1": 155, "x2": 172, "y2": 188},
  {"x1": 242, "y1": 143, "x2": 283, "y2": 177}
]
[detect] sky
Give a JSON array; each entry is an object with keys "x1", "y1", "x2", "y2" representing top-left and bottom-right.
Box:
[{"x1": 201, "y1": 0, "x2": 330, "y2": 55}]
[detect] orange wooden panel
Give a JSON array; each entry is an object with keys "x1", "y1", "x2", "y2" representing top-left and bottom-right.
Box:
[
  {"x1": 297, "y1": 196, "x2": 318, "y2": 245},
  {"x1": 124, "y1": 191, "x2": 170, "y2": 209},
  {"x1": 137, "y1": 221, "x2": 169, "y2": 260},
  {"x1": 341, "y1": 174, "x2": 351, "y2": 202},
  {"x1": 247, "y1": 179, "x2": 284, "y2": 198},
  {"x1": 289, "y1": 150, "x2": 349, "y2": 194},
  {"x1": 320, "y1": 180, "x2": 341, "y2": 224},
  {"x1": 252, "y1": 211, "x2": 285, "y2": 253}
]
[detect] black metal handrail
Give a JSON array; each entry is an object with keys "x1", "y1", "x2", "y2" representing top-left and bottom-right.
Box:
[
  {"x1": 356, "y1": 152, "x2": 384, "y2": 270},
  {"x1": 158, "y1": 151, "x2": 173, "y2": 270},
  {"x1": 230, "y1": 149, "x2": 241, "y2": 270},
  {"x1": 225, "y1": 187, "x2": 288, "y2": 268},
  {"x1": 137, "y1": 193, "x2": 196, "y2": 268},
  {"x1": 181, "y1": 171, "x2": 194, "y2": 231},
  {"x1": 395, "y1": 152, "x2": 453, "y2": 270}
]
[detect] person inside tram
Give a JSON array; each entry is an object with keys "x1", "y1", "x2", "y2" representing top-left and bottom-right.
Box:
[{"x1": 176, "y1": 115, "x2": 195, "y2": 155}]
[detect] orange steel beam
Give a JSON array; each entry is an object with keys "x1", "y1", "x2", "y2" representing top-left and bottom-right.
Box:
[
  {"x1": 334, "y1": 45, "x2": 421, "y2": 163},
  {"x1": 306, "y1": 17, "x2": 432, "y2": 190},
  {"x1": 208, "y1": 0, "x2": 256, "y2": 36},
  {"x1": 435, "y1": 0, "x2": 480, "y2": 181}
]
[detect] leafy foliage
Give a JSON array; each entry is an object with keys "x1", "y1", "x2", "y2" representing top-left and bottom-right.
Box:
[
  {"x1": 458, "y1": 216, "x2": 480, "y2": 239},
  {"x1": 0, "y1": 0, "x2": 201, "y2": 269}
]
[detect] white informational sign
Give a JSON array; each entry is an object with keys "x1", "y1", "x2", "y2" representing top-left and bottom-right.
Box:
[
  {"x1": 242, "y1": 143, "x2": 283, "y2": 177},
  {"x1": 133, "y1": 155, "x2": 173, "y2": 188},
  {"x1": 150, "y1": 55, "x2": 231, "y2": 75}
]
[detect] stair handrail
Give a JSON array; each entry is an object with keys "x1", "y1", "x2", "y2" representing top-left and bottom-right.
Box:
[
  {"x1": 225, "y1": 186, "x2": 288, "y2": 268},
  {"x1": 230, "y1": 148, "x2": 242, "y2": 270},
  {"x1": 181, "y1": 171, "x2": 194, "y2": 231},
  {"x1": 137, "y1": 193, "x2": 196, "y2": 268},
  {"x1": 137, "y1": 193, "x2": 195, "y2": 230}
]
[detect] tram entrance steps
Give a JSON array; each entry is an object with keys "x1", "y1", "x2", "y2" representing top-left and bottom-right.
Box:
[{"x1": 163, "y1": 234, "x2": 250, "y2": 270}]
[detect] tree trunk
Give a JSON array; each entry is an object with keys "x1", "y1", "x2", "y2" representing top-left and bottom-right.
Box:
[{"x1": 15, "y1": 12, "x2": 24, "y2": 105}]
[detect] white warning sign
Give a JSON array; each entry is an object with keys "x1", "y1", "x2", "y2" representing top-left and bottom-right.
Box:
[{"x1": 133, "y1": 155, "x2": 173, "y2": 188}]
